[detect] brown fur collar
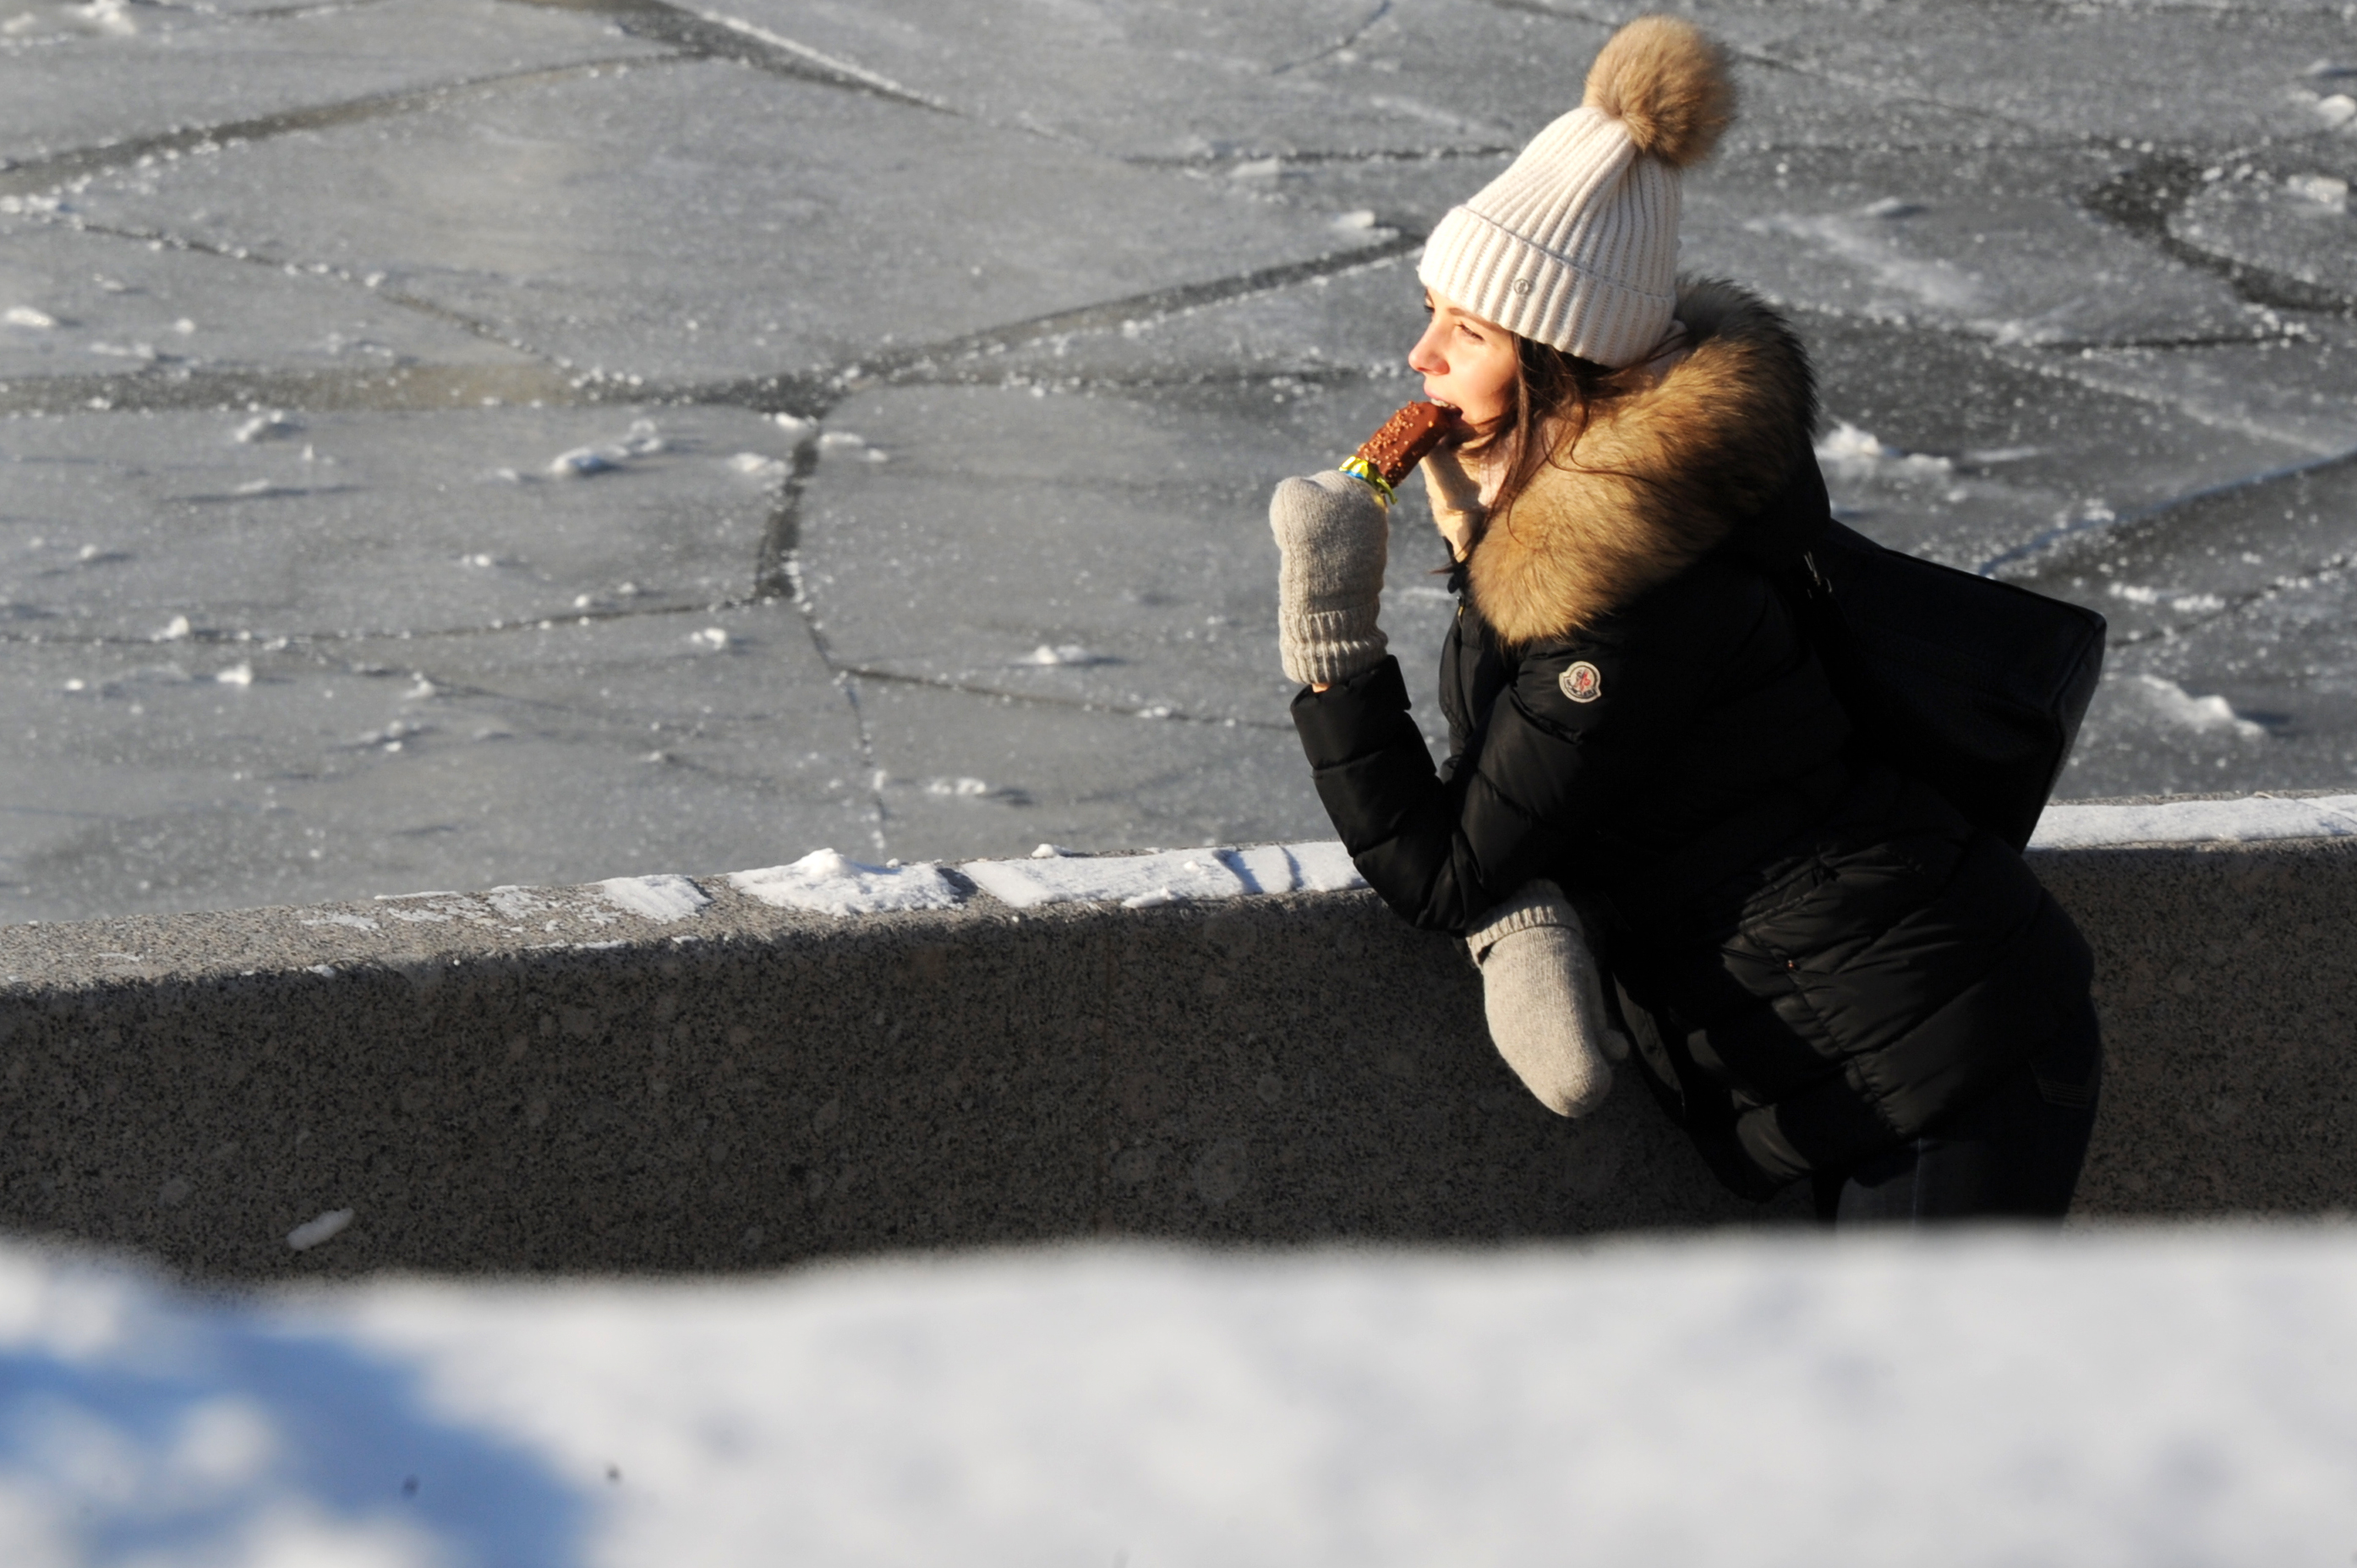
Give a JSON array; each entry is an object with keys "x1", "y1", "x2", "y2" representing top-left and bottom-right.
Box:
[{"x1": 1465, "y1": 278, "x2": 1817, "y2": 647}]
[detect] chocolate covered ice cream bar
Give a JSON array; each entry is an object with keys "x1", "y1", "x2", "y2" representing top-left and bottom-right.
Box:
[{"x1": 1353, "y1": 402, "x2": 1461, "y2": 488}]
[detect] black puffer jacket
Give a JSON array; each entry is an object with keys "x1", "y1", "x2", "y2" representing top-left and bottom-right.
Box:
[{"x1": 1291, "y1": 282, "x2": 2092, "y2": 1194}]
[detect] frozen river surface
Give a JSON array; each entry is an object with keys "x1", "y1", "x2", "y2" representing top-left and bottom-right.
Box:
[{"x1": 1, "y1": 0, "x2": 2353, "y2": 920}]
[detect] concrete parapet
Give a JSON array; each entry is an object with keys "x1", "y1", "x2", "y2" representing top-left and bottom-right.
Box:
[{"x1": 2, "y1": 819, "x2": 2353, "y2": 1277}]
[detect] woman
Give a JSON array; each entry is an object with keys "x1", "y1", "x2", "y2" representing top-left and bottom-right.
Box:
[{"x1": 1268, "y1": 16, "x2": 2102, "y2": 1221}]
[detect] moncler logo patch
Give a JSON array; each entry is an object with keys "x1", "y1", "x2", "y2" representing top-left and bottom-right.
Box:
[{"x1": 1559, "y1": 661, "x2": 1602, "y2": 703}]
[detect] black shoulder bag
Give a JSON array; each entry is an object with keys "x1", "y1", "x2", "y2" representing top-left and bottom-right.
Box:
[{"x1": 1762, "y1": 461, "x2": 2108, "y2": 850}]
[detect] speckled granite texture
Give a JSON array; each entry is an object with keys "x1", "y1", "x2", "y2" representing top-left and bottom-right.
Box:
[{"x1": 0, "y1": 839, "x2": 2349, "y2": 1277}]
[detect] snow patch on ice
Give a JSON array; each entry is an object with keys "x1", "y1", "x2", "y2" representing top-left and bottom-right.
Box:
[
  {"x1": 730, "y1": 850, "x2": 963, "y2": 916},
  {"x1": 550, "y1": 419, "x2": 664, "y2": 478},
  {"x1": 232, "y1": 411, "x2": 301, "y2": 444},
  {"x1": 816, "y1": 430, "x2": 889, "y2": 463},
  {"x1": 728, "y1": 452, "x2": 789, "y2": 481},
  {"x1": 1750, "y1": 212, "x2": 1984, "y2": 313},
  {"x1": 2032, "y1": 793, "x2": 2357, "y2": 850},
  {"x1": 1017, "y1": 643, "x2": 1102, "y2": 667},
  {"x1": 594, "y1": 873, "x2": 710, "y2": 925},
  {"x1": 285, "y1": 1210, "x2": 352, "y2": 1252},
  {"x1": 2107, "y1": 583, "x2": 2227, "y2": 615},
  {"x1": 299, "y1": 914, "x2": 378, "y2": 932},
  {"x1": 2287, "y1": 173, "x2": 2350, "y2": 211}
]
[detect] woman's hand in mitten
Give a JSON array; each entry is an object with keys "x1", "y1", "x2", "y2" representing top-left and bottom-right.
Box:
[
  {"x1": 1419, "y1": 445, "x2": 1485, "y2": 563},
  {"x1": 1269, "y1": 469, "x2": 1389, "y2": 687},
  {"x1": 1467, "y1": 881, "x2": 1628, "y2": 1118}
]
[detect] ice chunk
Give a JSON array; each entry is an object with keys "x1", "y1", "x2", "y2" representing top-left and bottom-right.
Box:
[
  {"x1": 2124, "y1": 674, "x2": 2265, "y2": 739},
  {"x1": 214, "y1": 663, "x2": 254, "y2": 687},
  {"x1": 961, "y1": 847, "x2": 1250, "y2": 909},
  {"x1": 286, "y1": 1210, "x2": 353, "y2": 1251},
  {"x1": 2287, "y1": 174, "x2": 2350, "y2": 211},
  {"x1": 2106, "y1": 584, "x2": 2224, "y2": 615},
  {"x1": 689, "y1": 627, "x2": 730, "y2": 652},
  {"x1": 1018, "y1": 644, "x2": 1100, "y2": 666},
  {"x1": 594, "y1": 873, "x2": 711, "y2": 924},
  {"x1": 729, "y1": 452, "x2": 789, "y2": 480},
  {"x1": 550, "y1": 419, "x2": 665, "y2": 477},
  {"x1": 730, "y1": 850, "x2": 963, "y2": 916},
  {"x1": 232, "y1": 411, "x2": 301, "y2": 444},
  {"x1": 2315, "y1": 93, "x2": 2355, "y2": 128},
  {"x1": 3, "y1": 305, "x2": 57, "y2": 329},
  {"x1": 550, "y1": 446, "x2": 623, "y2": 477},
  {"x1": 1813, "y1": 421, "x2": 1953, "y2": 478}
]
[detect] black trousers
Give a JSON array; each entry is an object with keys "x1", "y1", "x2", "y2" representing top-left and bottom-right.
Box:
[{"x1": 1812, "y1": 998, "x2": 2104, "y2": 1225}]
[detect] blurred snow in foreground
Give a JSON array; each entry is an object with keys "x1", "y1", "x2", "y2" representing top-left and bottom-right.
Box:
[{"x1": 3, "y1": 1230, "x2": 2354, "y2": 1566}]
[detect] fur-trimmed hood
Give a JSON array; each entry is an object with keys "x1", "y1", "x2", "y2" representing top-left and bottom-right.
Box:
[{"x1": 1465, "y1": 278, "x2": 1818, "y2": 646}]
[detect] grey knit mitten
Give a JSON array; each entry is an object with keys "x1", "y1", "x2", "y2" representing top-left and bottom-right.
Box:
[
  {"x1": 1466, "y1": 880, "x2": 1629, "y2": 1118},
  {"x1": 1270, "y1": 468, "x2": 1388, "y2": 686}
]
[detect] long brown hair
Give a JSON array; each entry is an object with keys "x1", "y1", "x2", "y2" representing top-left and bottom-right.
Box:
[{"x1": 1476, "y1": 336, "x2": 1638, "y2": 529}]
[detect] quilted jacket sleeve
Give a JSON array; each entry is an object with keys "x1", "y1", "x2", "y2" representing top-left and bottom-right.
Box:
[{"x1": 1290, "y1": 602, "x2": 1727, "y2": 934}]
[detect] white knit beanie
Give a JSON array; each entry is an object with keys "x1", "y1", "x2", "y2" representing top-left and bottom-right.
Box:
[{"x1": 1419, "y1": 16, "x2": 1736, "y2": 369}]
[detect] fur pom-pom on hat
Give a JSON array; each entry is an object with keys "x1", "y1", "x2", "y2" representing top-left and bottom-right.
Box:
[
  {"x1": 1582, "y1": 14, "x2": 1736, "y2": 171},
  {"x1": 1417, "y1": 14, "x2": 1737, "y2": 367}
]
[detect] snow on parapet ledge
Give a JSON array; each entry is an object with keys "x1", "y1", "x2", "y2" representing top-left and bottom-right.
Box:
[
  {"x1": 730, "y1": 851, "x2": 964, "y2": 917},
  {"x1": 595, "y1": 872, "x2": 713, "y2": 924},
  {"x1": 747, "y1": 801, "x2": 2357, "y2": 919},
  {"x1": 694, "y1": 843, "x2": 1365, "y2": 918},
  {"x1": 534, "y1": 802, "x2": 2357, "y2": 931},
  {"x1": 2029, "y1": 794, "x2": 2357, "y2": 851},
  {"x1": 959, "y1": 842, "x2": 1364, "y2": 910}
]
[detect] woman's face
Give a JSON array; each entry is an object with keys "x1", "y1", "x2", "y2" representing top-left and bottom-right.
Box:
[{"x1": 1408, "y1": 290, "x2": 1518, "y2": 436}]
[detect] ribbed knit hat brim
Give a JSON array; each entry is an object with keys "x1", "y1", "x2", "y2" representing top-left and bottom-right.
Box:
[{"x1": 1418, "y1": 104, "x2": 1682, "y2": 369}]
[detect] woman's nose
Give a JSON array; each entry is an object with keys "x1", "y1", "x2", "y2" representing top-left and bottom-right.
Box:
[{"x1": 1407, "y1": 325, "x2": 1446, "y2": 376}]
